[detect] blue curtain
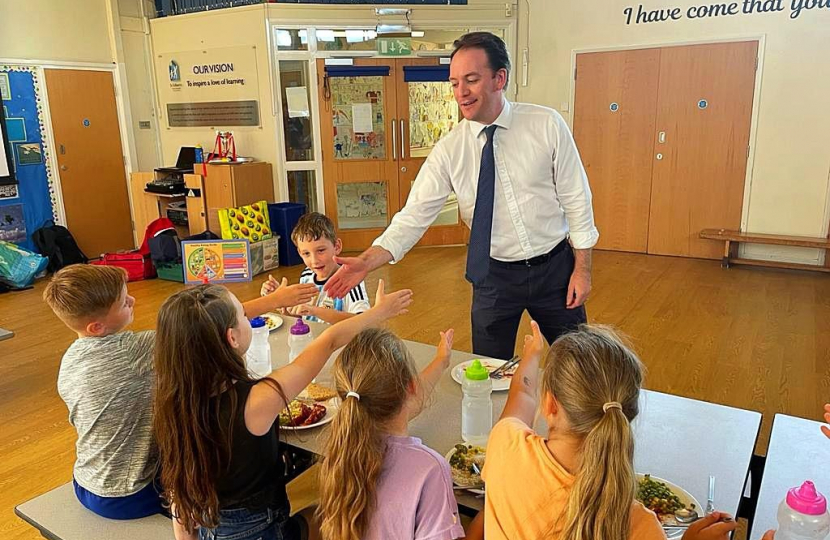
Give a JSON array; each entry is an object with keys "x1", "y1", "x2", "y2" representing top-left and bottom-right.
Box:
[{"x1": 403, "y1": 65, "x2": 450, "y2": 82}]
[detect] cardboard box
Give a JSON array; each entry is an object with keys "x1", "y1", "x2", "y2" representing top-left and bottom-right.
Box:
[{"x1": 250, "y1": 236, "x2": 279, "y2": 276}]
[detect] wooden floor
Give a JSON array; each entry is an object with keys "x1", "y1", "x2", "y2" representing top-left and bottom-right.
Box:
[{"x1": 1, "y1": 248, "x2": 828, "y2": 540}]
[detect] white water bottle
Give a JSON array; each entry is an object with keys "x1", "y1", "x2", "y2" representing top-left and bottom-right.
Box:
[
  {"x1": 245, "y1": 317, "x2": 272, "y2": 378},
  {"x1": 288, "y1": 318, "x2": 313, "y2": 363},
  {"x1": 776, "y1": 481, "x2": 830, "y2": 540},
  {"x1": 461, "y1": 359, "x2": 493, "y2": 445}
]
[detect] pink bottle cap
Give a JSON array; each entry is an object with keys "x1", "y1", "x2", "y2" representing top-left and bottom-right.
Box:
[{"x1": 786, "y1": 481, "x2": 827, "y2": 515}]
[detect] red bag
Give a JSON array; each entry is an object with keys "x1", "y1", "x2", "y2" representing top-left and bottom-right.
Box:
[{"x1": 92, "y1": 252, "x2": 147, "y2": 282}]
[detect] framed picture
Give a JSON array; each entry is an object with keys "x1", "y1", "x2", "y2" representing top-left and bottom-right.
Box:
[{"x1": 15, "y1": 142, "x2": 43, "y2": 166}]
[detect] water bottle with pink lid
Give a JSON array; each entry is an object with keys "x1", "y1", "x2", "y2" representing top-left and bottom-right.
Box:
[{"x1": 777, "y1": 481, "x2": 830, "y2": 540}]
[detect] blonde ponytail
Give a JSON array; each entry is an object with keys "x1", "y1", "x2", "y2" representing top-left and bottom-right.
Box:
[
  {"x1": 318, "y1": 329, "x2": 417, "y2": 540},
  {"x1": 541, "y1": 325, "x2": 643, "y2": 540}
]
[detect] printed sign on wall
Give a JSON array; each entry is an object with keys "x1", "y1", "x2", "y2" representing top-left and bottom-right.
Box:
[{"x1": 156, "y1": 46, "x2": 260, "y2": 128}]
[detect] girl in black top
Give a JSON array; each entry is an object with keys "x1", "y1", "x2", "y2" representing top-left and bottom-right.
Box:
[{"x1": 153, "y1": 282, "x2": 412, "y2": 540}]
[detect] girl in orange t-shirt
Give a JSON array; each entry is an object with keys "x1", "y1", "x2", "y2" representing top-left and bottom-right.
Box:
[{"x1": 466, "y1": 323, "x2": 767, "y2": 540}]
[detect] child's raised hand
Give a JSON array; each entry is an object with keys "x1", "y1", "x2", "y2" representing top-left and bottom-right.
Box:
[
  {"x1": 681, "y1": 512, "x2": 737, "y2": 540},
  {"x1": 373, "y1": 279, "x2": 413, "y2": 320},
  {"x1": 260, "y1": 274, "x2": 280, "y2": 297},
  {"x1": 436, "y1": 329, "x2": 454, "y2": 367},
  {"x1": 759, "y1": 531, "x2": 775, "y2": 540},
  {"x1": 522, "y1": 320, "x2": 545, "y2": 362},
  {"x1": 822, "y1": 403, "x2": 830, "y2": 439}
]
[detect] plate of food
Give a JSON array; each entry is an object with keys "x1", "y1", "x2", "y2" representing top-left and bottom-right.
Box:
[
  {"x1": 451, "y1": 359, "x2": 516, "y2": 391},
  {"x1": 636, "y1": 474, "x2": 702, "y2": 538},
  {"x1": 445, "y1": 443, "x2": 486, "y2": 493},
  {"x1": 279, "y1": 383, "x2": 340, "y2": 430},
  {"x1": 261, "y1": 312, "x2": 284, "y2": 333}
]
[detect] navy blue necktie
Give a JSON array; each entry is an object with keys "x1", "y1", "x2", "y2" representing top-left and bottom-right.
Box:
[{"x1": 465, "y1": 125, "x2": 498, "y2": 286}]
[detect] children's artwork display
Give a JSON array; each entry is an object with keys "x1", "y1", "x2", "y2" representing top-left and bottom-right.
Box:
[
  {"x1": 0, "y1": 204, "x2": 26, "y2": 243},
  {"x1": 330, "y1": 76, "x2": 386, "y2": 160},
  {"x1": 336, "y1": 182, "x2": 388, "y2": 230},
  {"x1": 182, "y1": 239, "x2": 252, "y2": 284},
  {"x1": 408, "y1": 81, "x2": 458, "y2": 158}
]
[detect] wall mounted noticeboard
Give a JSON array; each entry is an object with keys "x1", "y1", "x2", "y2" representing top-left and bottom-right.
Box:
[{"x1": 156, "y1": 46, "x2": 261, "y2": 128}]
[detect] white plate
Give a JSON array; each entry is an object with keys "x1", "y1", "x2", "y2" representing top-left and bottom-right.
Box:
[
  {"x1": 444, "y1": 444, "x2": 486, "y2": 494},
  {"x1": 262, "y1": 312, "x2": 284, "y2": 333},
  {"x1": 451, "y1": 359, "x2": 515, "y2": 391},
  {"x1": 280, "y1": 397, "x2": 340, "y2": 431},
  {"x1": 636, "y1": 474, "x2": 702, "y2": 538}
]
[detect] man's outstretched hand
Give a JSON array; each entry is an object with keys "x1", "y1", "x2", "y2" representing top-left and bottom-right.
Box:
[{"x1": 324, "y1": 255, "x2": 370, "y2": 299}]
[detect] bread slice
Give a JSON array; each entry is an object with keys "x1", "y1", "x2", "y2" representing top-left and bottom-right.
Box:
[{"x1": 306, "y1": 383, "x2": 337, "y2": 402}]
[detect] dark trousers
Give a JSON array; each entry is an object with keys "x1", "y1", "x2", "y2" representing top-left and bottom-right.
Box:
[{"x1": 471, "y1": 242, "x2": 587, "y2": 359}]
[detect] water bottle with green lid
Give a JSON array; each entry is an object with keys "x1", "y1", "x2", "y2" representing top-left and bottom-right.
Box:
[{"x1": 462, "y1": 359, "x2": 493, "y2": 445}]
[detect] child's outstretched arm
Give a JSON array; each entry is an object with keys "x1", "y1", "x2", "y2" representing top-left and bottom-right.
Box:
[
  {"x1": 500, "y1": 320, "x2": 545, "y2": 426},
  {"x1": 244, "y1": 277, "x2": 318, "y2": 317},
  {"x1": 245, "y1": 280, "x2": 413, "y2": 435},
  {"x1": 290, "y1": 303, "x2": 357, "y2": 324},
  {"x1": 408, "y1": 329, "x2": 454, "y2": 420}
]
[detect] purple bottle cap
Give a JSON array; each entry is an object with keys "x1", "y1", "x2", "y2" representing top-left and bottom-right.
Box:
[
  {"x1": 786, "y1": 481, "x2": 827, "y2": 515},
  {"x1": 290, "y1": 318, "x2": 310, "y2": 335}
]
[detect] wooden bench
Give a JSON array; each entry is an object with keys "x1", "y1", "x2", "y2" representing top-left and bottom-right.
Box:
[
  {"x1": 15, "y1": 483, "x2": 172, "y2": 540},
  {"x1": 700, "y1": 228, "x2": 830, "y2": 273}
]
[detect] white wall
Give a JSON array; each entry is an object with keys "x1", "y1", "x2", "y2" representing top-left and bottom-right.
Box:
[
  {"x1": 517, "y1": 0, "x2": 830, "y2": 264},
  {"x1": 0, "y1": 0, "x2": 113, "y2": 63}
]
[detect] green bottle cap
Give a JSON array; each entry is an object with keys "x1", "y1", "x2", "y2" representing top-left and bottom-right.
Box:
[{"x1": 465, "y1": 359, "x2": 490, "y2": 381}]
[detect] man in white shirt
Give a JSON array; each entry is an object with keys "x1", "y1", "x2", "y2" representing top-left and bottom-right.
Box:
[{"x1": 326, "y1": 32, "x2": 598, "y2": 359}]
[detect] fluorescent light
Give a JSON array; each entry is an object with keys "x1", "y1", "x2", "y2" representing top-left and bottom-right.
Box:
[
  {"x1": 346, "y1": 30, "x2": 364, "y2": 43},
  {"x1": 411, "y1": 31, "x2": 425, "y2": 38}
]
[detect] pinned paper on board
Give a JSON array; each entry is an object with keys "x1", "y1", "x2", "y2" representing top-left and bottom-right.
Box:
[
  {"x1": 285, "y1": 86, "x2": 310, "y2": 118},
  {"x1": 352, "y1": 103, "x2": 374, "y2": 133}
]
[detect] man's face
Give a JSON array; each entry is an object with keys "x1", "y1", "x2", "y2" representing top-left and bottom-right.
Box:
[{"x1": 450, "y1": 47, "x2": 507, "y2": 124}]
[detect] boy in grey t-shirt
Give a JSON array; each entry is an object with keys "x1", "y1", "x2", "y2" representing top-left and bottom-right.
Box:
[
  {"x1": 44, "y1": 264, "x2": 318, "y2": 520},
  {"x1": 44, "y1": 265, "x2": 163, "y2": 519}
]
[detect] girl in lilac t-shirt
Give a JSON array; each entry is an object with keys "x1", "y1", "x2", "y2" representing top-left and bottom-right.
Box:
[{"x1": 317, "y1": 327, "x2": 466, "y2": 540}]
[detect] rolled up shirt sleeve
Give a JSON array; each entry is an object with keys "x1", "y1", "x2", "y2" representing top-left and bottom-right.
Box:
[
  {"x1": 373, "y1": 144, "x2": 454, "y2": 263},
  {"x1": 550, "y1": 112, "x2": 599, "y2": 250}
]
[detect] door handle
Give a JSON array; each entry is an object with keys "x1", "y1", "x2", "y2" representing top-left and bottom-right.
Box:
[
  {"x1": 60, "y1": 144, "x2": 66, "y2": 155},
  {"x1": 400, "y1": 119, "x2": 406, "y2": 160},
  {"x1": 658, "y1": 131, "x2": 667, "y2": 144},
  {"x1": 391, "y1": 119, "x2": 397, "y2": 160}
]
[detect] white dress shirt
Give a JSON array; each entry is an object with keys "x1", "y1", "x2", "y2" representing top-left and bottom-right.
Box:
[{"x1": 374, "y1": 100, "x2": 599, "y2": 263}]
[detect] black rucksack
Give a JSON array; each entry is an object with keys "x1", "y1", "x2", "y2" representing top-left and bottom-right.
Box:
[
  {"x1": 148, "y1": 229, "x2": 182, "y2": 266},
  {"x1": 32, "y1": 222, "x2": 88, "y2": 273}
]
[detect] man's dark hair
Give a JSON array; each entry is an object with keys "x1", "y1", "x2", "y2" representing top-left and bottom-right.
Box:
[{"x1": 451, "y1": 32, "x2": 511, "y2": 87}]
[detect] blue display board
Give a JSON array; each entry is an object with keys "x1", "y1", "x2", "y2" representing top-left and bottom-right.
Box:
[{"x1": 0, "y1": 68, "x2": 56, "y2": 251}]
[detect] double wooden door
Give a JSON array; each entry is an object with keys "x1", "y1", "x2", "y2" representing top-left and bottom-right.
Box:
[
  {"x1": 573, "y1": 41, "x2": 758, "y2": 259},
  {"x1": 317, "y1": 58, "x2": 468, "y2": 251}
]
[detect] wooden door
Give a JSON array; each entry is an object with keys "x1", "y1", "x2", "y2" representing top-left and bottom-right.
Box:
[
  {"x1": 647, "y1": 42, "x2": 757, "y2": 259},
  {"x1": 395, "y1": 58, "x2": 469, "y2": 247},
  {"x1": 317, "y1": 59, "x2": 400, "y2": 250},
  {"x1": 45, "y1": 69, "x2": 134, "y2": 256},
  {"x1": 573, "y1": 49, "x2": 661, "y2": 253}
]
